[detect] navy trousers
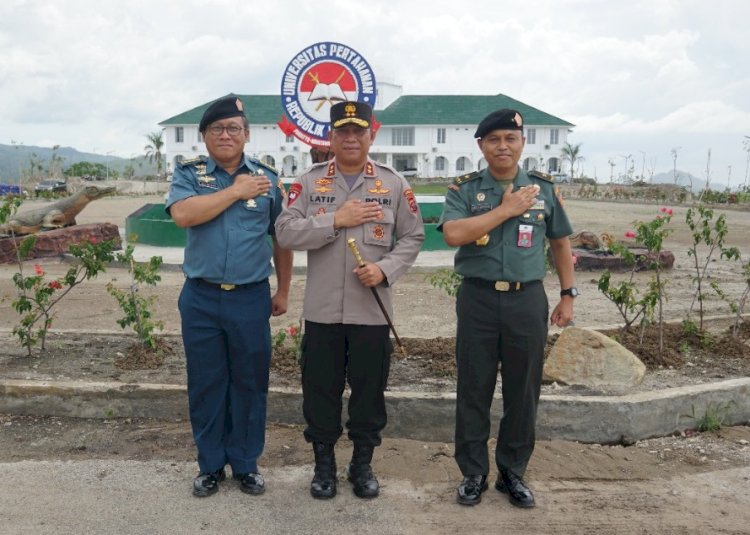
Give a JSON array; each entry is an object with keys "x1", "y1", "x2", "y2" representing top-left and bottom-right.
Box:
[{"x1": 178, "y1": 278, "x2": 272, "y2": 475}]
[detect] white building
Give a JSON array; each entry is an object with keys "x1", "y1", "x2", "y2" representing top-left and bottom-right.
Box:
[{"x1": 159, "y1": 83, "x2": 574, "y2": 179}]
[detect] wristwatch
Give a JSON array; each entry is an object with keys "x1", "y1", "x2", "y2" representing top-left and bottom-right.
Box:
[{"x1": 560, "y1": 287, "x2": 579, "y2": 298}]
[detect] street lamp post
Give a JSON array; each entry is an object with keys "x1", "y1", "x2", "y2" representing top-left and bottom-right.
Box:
[{"x1": 105, "y1": 151, "x2": 114, "y2": 183}]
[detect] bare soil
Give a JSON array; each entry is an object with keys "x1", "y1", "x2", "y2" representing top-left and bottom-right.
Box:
[{"x1": 1, "y1": 196, "x2": 750, "y2": 532}]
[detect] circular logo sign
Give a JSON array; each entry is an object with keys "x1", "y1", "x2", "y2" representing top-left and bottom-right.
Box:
[{"x1": 278, "y1": 42, "x2": 377, "y2": 148}]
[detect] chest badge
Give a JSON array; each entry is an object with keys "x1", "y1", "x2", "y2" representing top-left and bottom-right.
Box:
[
  {"x1": 246, "y1": 198, "x2": 257, "y2": 208},
  {"x1": 314, "y1": 185, "x2": 334, "y2": 193},
  {"x1": 476, "y1": 192, "x2": 486, "y2": 202},
  {"x1": 475, "y1": 234, "x2": 490, "y2": 246},
  {"x1": 368, "y1": 179, "x2": 390, "y2": 195},
  {"x1": 372, "y1": 225, "x2": 385, "y2": 240},
  {"x1": 531, "y1": 199, "x2": 545, "y2": 210}
]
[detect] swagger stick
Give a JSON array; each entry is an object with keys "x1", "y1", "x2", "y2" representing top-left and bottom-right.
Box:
[{"x1": 347, "y1": 238, "x2": 407, "y2": 356}]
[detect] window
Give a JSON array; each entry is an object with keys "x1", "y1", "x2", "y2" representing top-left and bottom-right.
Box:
[
  {"x1": 197, "y1": 131, "x2": 203, "y2": 142},
  {"x1": 525, "y1": 128, "x2": 536, "y2": 145},
  {"x1": 391, "y1": 127, "x2": 414, "y2": 146},
  {"x1": 285, "y1": 135, "x2": 294, "y2": 143},
  {"x1": 175, "y1": 127, "x2": 184, "y2": 143},
  {"x1": 435, "y1": 156, "x2": 447, "y2": 172},
  {"x1": 456, "y1": 157, "x2": 470, "y2": 172},
  {"x1": 436, "y1": 128, "x2": 446, "y2": 144},
  {"x1": 549, "y1": 129, "x2": 559, "y2": 145}
]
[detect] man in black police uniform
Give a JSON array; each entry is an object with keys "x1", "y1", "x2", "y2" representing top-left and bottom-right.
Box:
[
  {"x1": 438, "y1": 108, "x2": 576, "y2": 507},
  {"x1": 167, "y1": 95, "x2": 293, "y2": 498}
]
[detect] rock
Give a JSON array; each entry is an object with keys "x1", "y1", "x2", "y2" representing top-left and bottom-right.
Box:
[
  {"x1": 0, "y1": 223, "x2": 121, "y2": 264},
  {"x1": 543, "y1": 327, "x2": 646, "y2": 387}
]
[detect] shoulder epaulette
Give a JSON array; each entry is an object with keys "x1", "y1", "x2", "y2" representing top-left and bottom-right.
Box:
[
  {"x1": 178, "y1": 155, "x2": 207, "y2": 168},
  {"x1": 453, "y1": 171, "x2": 481, "y2": 186},
  {"x1": 250, "y1": 158, "x2": 278, "y2": 176},
  {"x1": 528, "y1": 169, "x2": 554, "y2": 183}
]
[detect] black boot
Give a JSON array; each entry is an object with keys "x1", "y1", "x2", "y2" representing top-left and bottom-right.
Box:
[
  {"x1": 347, "y1": 444, "x2": 379, "y2": 499},
  {"x1": 310, "y1": 442, "x2": 337, "y2": 499}
]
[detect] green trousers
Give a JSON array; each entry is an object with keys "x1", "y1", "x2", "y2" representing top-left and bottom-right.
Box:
[{"x1": 454, "y1": 277, "x2": 548, "y2": 477}]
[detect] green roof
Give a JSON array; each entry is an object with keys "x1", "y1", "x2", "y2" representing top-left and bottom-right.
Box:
[
  {"x1": 375, "y1": 94, "x2": 574, "y2": 127},
  {"x1": 159, "y1": 94, "x2": 284, "y2": 125},
  {"x1": 160, "y1": 93, "x2": 573, "y2": 128}
]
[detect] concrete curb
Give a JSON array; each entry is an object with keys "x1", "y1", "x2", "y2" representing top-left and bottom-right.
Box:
[{"x1": 2, "y1": 377, "x2": 748, "y2": 444}]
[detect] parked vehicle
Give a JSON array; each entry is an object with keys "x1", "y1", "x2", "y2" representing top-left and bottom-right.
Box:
[
  {"x1": 401, "y1": 167, "x2": 418, "y2": 177},
  {"x1": 552, "y1": 173, "x2": 570, "y2": 183},
  {"x1": 34, "y1": 179, "x2": 68, "y2": 196}
]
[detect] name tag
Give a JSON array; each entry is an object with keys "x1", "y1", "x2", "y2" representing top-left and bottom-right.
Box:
[{"x1": 470, "y1": 202, "x2": 492, "y2": 213}]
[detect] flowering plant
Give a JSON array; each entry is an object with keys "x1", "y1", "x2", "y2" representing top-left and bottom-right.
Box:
[
  {"x1": 272, "y1": 323, "x2": 302, "y2": 351},
  {"x1": 598, "y1": 208, "x2": 673, "y2": 352},
  {"x1": 11, "y1": 236, "x2": 116, "y2": 355}
]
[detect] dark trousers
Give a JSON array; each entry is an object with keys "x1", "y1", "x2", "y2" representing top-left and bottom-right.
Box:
[
  {"x1": 301, "y1": 321, "x2": 391, "y2": 447},
  {"x1": 454, "y1": 278, "x2": 548, "y2": 477},
  {"x1": 178, "y1": 278, "x2": 272, "y2": 474}
]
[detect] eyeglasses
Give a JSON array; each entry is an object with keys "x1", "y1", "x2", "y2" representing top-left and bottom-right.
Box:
[{"x1": 206, "y1": 125, "x2": 246, "y2": 136}]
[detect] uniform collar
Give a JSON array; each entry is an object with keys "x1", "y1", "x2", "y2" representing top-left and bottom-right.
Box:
[
  {"x1": 479, "y1": 166, "x2": 530, "y2": 193},
  {"x1": 328, "y1": 158, "x2": 378, "y2": 178},
  {"x1": 205, "y1": 155, "x2": 258, "y2": 175}
]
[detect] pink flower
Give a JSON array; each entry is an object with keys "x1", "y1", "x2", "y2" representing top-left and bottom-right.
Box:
[
  {"x1": 48, "y1": 280, "x2": 63, "y2": 290},
  {"x1": 287, "y1": 326, "x2": 298, "y2": 337},
  {"x1": 660, "y1": 206, "x2": 673, "y2": 216},
  {"x1": 624, "y1": 231, "x2": 636, "y2": 238},
  {"x1": 34, "y1": 264, "x2": 44, "y2": 276}
]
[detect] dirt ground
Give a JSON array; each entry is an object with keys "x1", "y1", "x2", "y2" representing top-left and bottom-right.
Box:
[{"x1": 1, "y1": 195, "x2": 750, "y2": 532}]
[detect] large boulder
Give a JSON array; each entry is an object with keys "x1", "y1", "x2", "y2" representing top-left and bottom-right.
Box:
[
  {"x1": 544, "y1": 327, "x2": 646, "y2": 387},
  {"x1": 0, "y1": 223, "x2": 121, "y2": 264}
]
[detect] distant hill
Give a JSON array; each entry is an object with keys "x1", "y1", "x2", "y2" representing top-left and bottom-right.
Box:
[
  {"x1": 650, "y1": 171, "x2": 707, "y2": 193},
  {"x1": 0, "y1": 143, "x2": 157, "y2": 183}
]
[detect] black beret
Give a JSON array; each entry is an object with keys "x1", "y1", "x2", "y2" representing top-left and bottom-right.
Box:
[
  {"x1": 474, "y1": 109, "x2": 524, "y2": 138},
  {"x1": 330, "y1": 101, "x2": 372, "y2": 129},
  {"x1": 199, "y1": 96, "x2": 246, "y2": 132}
]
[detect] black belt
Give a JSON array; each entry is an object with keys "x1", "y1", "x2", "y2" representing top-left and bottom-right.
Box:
[
  {"x1": 464, "y1": 278, "x2": 541, "y2": 292},
  {"x1": 191, "y1": 278, "x2": 263, "y2": 291}
]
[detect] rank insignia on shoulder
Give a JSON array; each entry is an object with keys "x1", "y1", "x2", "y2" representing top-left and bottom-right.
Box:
[
  {"x1": 529, "y1": 170, "x2": 554, "y2": 183},
  {"x1": 453, "y1": 171, "x2": 481, "y2": 186},
  {"x1": 179, "y1": 155, "x2": 208, "y2": 168}
]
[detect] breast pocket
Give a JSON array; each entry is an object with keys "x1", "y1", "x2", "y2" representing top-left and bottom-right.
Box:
[
  {"x1": 363, "y1": 209, "x2": 395, "y2": 247},
  {"x1": 238, "y1": 195, "x2": 271, "y2": 231}
]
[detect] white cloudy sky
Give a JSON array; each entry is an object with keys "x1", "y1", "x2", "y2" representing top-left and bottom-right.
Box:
[{"x1": 2, "y1": 0, "x2": 749, "y2": 186}]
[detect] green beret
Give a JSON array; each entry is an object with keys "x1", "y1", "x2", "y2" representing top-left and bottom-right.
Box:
[
  {"x1": 330, "y1": 101, "x2": 372, "y2": 129},
  {"x1": 474, "y1": 108, "x2": 524, "y2": 138},
  {"x1": 199, "y1": 95, "x2": 246, "y2": 132}
]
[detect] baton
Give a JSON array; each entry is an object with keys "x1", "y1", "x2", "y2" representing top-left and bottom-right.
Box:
[{"x1": 347, "y1": 238, "x2": 407, "y2": 357}]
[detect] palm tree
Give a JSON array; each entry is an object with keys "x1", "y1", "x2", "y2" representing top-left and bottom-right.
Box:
[
  {"x1": 144, "y1": 131, "x2": 165, "y2": 178},
  {"x1": 560, "y1": 142, "x2": 583, "y2": 179}
]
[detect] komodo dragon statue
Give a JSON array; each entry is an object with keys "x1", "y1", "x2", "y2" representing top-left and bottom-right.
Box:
[
  {"x1": 569, "y1": 231, "x2": 618, "y2": 250},
  {"x1": 0, "y1": 184, "x2": 116, "y2": 236}
]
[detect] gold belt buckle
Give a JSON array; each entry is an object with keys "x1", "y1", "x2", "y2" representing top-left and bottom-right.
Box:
[
  {"x1": 220, "y1": 283, "x2": 236, "y2": 291},
  {"x1": 495, "y1": 281, "x2": 510, "y2": 292}
]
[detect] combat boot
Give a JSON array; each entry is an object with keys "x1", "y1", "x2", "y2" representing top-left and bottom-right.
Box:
[
  {"x1": 347, "y1": 444, "x2": 379, "y2": 499},
  {"x1": 310, "y1": 442, "x2": 337, "y2": 499}
]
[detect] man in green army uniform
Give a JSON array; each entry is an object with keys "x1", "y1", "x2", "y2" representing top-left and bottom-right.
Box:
[{"x1": 437, "y1": 108, "x2": 577, "y2": 508}]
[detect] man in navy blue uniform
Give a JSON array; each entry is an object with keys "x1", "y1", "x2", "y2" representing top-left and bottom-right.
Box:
[{"x1": 166, "y1": 95, "x2": 293, "y2": 498}]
